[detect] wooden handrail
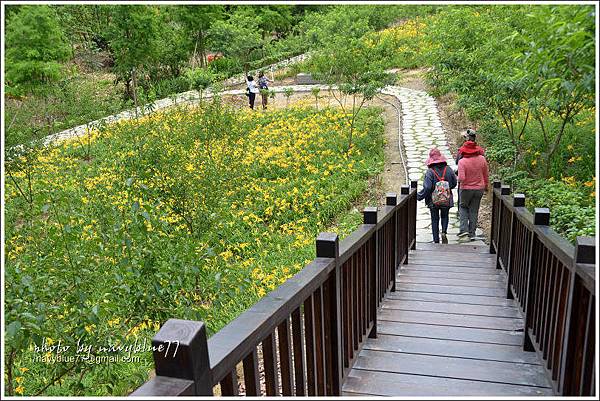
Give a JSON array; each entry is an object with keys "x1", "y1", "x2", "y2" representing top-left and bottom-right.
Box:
[
  {"x1": 489, "y1": 182, "x2": 596, "y2": 396},
  {"x1": 131, "y1": 186, "x2": 418, "y2": 396}
]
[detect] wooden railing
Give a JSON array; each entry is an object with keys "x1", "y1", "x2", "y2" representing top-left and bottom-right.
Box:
[
  {"x1": 489, "y1": 181, "x2": 596, "y2": 396},
  {"x1": 130, "y1": 183, "x2": 418, "y2": 396}
]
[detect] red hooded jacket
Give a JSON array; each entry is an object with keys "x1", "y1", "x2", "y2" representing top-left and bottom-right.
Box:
[{"x1": 457, "y1": 141, "x2": 485, "y2": 159}]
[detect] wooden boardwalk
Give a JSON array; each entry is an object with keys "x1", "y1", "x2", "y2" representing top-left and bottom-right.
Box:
[{"x1": 342, "y1": 243, "x2": 554, "y2": 396}]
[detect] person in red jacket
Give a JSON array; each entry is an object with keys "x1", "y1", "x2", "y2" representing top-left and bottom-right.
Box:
[
  {"x1": 457, "y1": 142, "x2": 489, "y2": 241},
  {"x1": 455, "y1": 129, "x2": 485, "y2": 218}
]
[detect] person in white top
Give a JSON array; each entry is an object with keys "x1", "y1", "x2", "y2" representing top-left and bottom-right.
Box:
[{"x1": 245, "y1": 75, "x2": 260, "y2": 109}]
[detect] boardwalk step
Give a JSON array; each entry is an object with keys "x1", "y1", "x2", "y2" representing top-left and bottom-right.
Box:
[
  {"x1": 352, "y1": 350, "x2": 551, "y2": 388},
  {"x1": 398, "y1": 269, "x2": 505, "y2": 281},
  {"x1": 363, "y1": 334, "x2": 540, "y2": 364},
  {"x1": 386, "y1": 291, "x2": 517, "y2": 308},
  {"x1": 407, "y1": 258, "x2": 495, "y2": 269},
  {"x1": 401, "y1": 264, "x2": 502, "y2": 275},
  {"x1": 397, "y1": 276, "x2": 504, "y2": 288},
  {"x1": 414, "y1": 243, "x2": 490, "y2": 254},
  {"x1": 378, "y1": 309, "x2": 523, "y2": 331},
  {"x1": 382, "y1": 299, "x2": 522, "y2": 319},
  {"x1": 342, "y1": 370, "x2": 553, "y2": 396},
  {"x1": 396, "y1": 282, "x2": 506, "y2": 297}
]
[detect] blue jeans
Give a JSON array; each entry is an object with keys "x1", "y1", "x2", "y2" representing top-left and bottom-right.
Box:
[{"x1": 430, "y1": 206, "x2": 449, "y2": 243}]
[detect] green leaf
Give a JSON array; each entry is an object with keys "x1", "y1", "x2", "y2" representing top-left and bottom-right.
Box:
[{"x1": 6, "y1": 321, "x2": 22, "y2": 338}]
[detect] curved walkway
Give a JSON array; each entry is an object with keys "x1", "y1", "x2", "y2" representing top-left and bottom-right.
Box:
[{"x1": 42, "y1": 84, "x2": 485, "y2": 245}]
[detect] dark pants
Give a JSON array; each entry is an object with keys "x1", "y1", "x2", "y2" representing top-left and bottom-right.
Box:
[
  {"x1": 261, "y1": 92, "x2": 268, "y2": 109},
  {"x1": 459, "y1": 189, "x2": 484, "y2": 236},
  {"x1": 430, "y1": 206, "x2": 449, "y2": 243},
  {"x1": 248, "y1": 93, "x2": 256, "y2": 109}
]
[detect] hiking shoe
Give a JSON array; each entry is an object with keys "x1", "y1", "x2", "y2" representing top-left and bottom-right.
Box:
[
  {"x1": 441, "y1": 233, "x2": 448, "y2": 244},
  {"x1": 457, "y1": 231, "x2": 470, "y2": 238}
]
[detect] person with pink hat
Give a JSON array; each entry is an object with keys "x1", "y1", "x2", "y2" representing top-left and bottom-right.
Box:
[{"x1": 416, "y1": 148, "x2": 458, "y2": 243}]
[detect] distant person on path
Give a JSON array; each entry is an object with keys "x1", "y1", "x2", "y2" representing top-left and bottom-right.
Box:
[
  {"x1": 417, "y1": 148, "x2": 458, "y2": 244},
  {"x1": 245, "y1": 74, "x2": 259, "y2": 109},
  {"x1": 258, "y1": 70, "x2": 273, "y2": 110},
  {"x1": 455, "y1": 129, "x2": 485, "y2": 216},
  {"x1": 457, "y1": 140, "x2": 489, "y2": 241}
]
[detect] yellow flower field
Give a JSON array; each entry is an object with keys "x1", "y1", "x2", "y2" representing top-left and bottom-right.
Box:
[{"x1": 4, "y1": 98, "x2": 384, "y2": 395}]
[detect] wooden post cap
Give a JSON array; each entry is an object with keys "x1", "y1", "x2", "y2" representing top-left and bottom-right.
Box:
[
  {"x1": 500, "y1": 185, "x2": 511, "y2": 195},
  {"x1": 400, "y1": 185, "x2": 410, "y2": 195},
  {"x1": 363, "y1": 207, "x2": 378, "y2": 224},
  {"x1": 410, "y1": 180, "x2": 418, "y2": 189},
  {"x1": 152, "y1": 319, "x2": 212, "y2": 395},
  {"x1": 513, "y1": 193, "x2": 526, "y2": 207},
  {"x1": 533, "y1": 208, "x2": 550, "y2": 226},
  {"x1": 386, "y1": 193, "x2": 398, "y2": 206},
  {"x1": 316, "y1": 232, "x2": 339, "y2": 258},
  {"x1": 575, "y1": 236, "x2": 595, "y2": 264},
  {"x1": 493, "y1": 181, "x2": 502, "y2": 189}
]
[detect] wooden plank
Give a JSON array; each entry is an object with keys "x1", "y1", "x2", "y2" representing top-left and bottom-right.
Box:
[
  {"x1": 353, "y1": 349, "x2": 551, "y2": 388},
  {"x1": 378, "y1": 309, "x2": 523, "y2": 331},
  {"x1": 342, "y1": 369, "x2": 553, "y2": 396},
  {"x1": 262, "y1": 333, "x2": 279, "y2": 396},
  {"x1": 377, "y1": 321, "x2": 523, "y2": 346},
  {"x1": 398, "y1": 269, "x2": 505, "y2": 281},
  {"x1": 397, "y1": 276, "x2": 505, "y2": 289},
  {"x1": 413, "y1": 243, "x2": 491, "y2": 254},
  {"x1": 386, "y1": 291, "x2": 517, "y2": 307},
  {"x1": 382, "y1": 299, "x2": 522, "y2": 319},
  {"x1": 277, "y1": 319, "x2": 294, "y2": 395},
  {"x1": 396, "y1": 283, "x2": 506, "y2": 298},
  {"x1": 396, "y1": 282, "x2": 506, "y2": 297},
  {"x1": 303, "y1": 296, "x2": 317, "y2": 396},
  {"x1": 242, "y1": 349, "x2": 260, "y2": 396},
  {"x1": 219, "y1": 370, "x2": 239, "y2": 396},
  {"x1": 410, "y1": 250, "x2": 496, "y2": 261},
  {"x1": 401, "y1": 263, "x2": 501, "y2": 274},
  {"x1": 313, "y1": 287, "x2": 326, "y2": 396},
  {"x1": 408, "y1": 258, "x2": 496, "y2": 269},
  {"x1": 362, "y1": 334, "x2": 540, "y2": 364},
  {"x1": 291, "y1": 308, "x2": 306, "y2": 396}
]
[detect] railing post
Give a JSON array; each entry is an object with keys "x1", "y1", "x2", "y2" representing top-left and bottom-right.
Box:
[
  {"x1": 401, "y1": 185, "x2": 410, "y2": 264},
  {"x1": 410, "y1": 180, "x2": 418, "y2": 250},
  {"x1": 364, "y1": 207, "x2": 378, "y2": 339},
  {"x1": 559, "y1": 236, "x2": 595, "y2": 395},
  {"x1": 489, "y1": 181, "x2": 502, "y2": 254},
  {"x1": 316, "y1": 232, "x2": 341, "y2": 396},
  {"x1": 505, "y1": 193, "x2": 525, "y2": 299},
  {"x1": 386, "y1": 193, "x2": 398, "y2": 292},
  {"x1": 496, "y1": 184, "x2": 511, "y2": 270},
  {"x1": 131, "y1": 319, "x2": 213, "y2": 396},
  {"x1": 523, "y1": 207, "x2": 550, "y2": 352}
]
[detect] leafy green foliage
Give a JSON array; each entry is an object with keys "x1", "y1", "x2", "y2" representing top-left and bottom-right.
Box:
[
  {"x1": 4, "y1": 102, "x2": 384, "y2": 395},
  {"x1": 5, "y1": 6, "x2": 71, "y2": 90}
]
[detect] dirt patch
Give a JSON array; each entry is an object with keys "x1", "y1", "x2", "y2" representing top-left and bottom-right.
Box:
[{"x1": 396, "y1": 67, "x2": 431, "y2": 92}]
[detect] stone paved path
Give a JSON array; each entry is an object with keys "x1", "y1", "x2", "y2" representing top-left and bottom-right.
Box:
[
  {"x1": 382, "y1": 87, "x2": 484, "y2": 246},
  {"x1": 40, "y1": 84, "x2": 485, "y2": 246}
]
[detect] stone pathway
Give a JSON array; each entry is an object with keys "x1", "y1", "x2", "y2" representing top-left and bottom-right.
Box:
[
  {"x1": 382, "y1": 87, "x2": 484, "y2": 246},
  {"x1": 37, "y1": 83, "x2": 484, "y2": 246}
]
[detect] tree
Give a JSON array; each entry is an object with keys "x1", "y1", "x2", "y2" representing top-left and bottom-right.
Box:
[
  {"x1": 310, "y1": 33, "x2": 395, "y2": 153},
  {"x1": 5, "y1": 6, "x2": 71, "y2": 89},
  {"x1": 174, "y1": 5, "x2": 224, "y2": 67},
  {"x1": 520, "y1": 6, "x2": 595, "y2": 177},
  {"x1": 208, "y1": 11, "x2": 264, "y2": 74},
  {"x1": 108, "y1": 5, "x2": 160, "y2": 109}
]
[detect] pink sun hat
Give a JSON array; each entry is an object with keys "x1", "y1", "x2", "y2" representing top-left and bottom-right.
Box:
[{"x1": 425, "y1": 148, "x2": 447, "y2": 166}]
